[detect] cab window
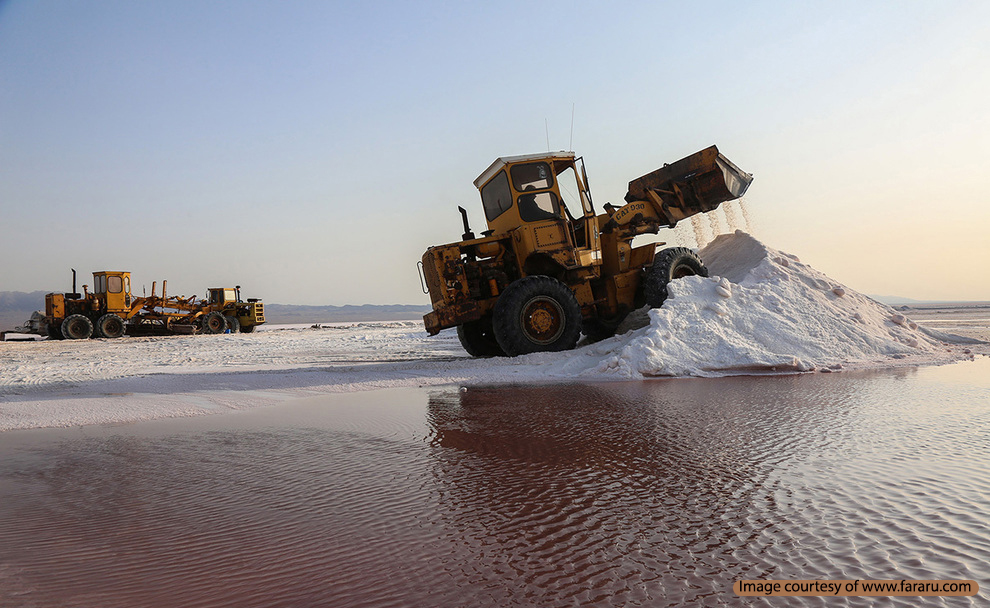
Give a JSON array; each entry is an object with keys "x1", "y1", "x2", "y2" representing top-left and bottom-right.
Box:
[
  {"x1": 481, "y1": 170, "x2": 513, "y2": 222},
  {"x1": 518, "y1": 191, "x2": 561, "y2": 222},
  {"x1": 94, "y1": 275, "x2": 106, "y2": 294},
  {"x1": 107, "y1": 275, "x2": 123, "y2": 293},
  {"x1": 511, "y1": 162, "x2": 553, "y2": 191}
]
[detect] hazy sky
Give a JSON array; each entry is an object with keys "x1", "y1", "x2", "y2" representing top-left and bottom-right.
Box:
[{"x1": 2, "y1": 1, "x2": 988, "y2": 304}]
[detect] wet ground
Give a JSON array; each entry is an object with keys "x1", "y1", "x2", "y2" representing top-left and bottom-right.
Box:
[{"x1": 1, "y1": 357, "x2": 988, "y2": 607}]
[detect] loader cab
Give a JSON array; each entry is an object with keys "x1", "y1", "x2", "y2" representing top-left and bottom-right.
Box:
[
  {"x1": 474, "y1": 152, "x2": 601, "y2": 270},
  {"x1": 92, "y1": 271, "x2": 131, "y2": 312}
]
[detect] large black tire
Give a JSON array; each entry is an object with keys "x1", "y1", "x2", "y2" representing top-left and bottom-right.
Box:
[
  {"x1": 582, "y1": 314, "x2": 627, "y2": 343},
  {"x1": 493, "y1": 275, "x2": 582, "y2": 357},
  {"x1": 201, "y1": 311, "x2": 226, "y2": 334},
  {"x1": 47, "y1": 321, "x2": 64, "y2": 340},
  {"x1": 96, "y1": 313, "x2": 126, "y2": 339},
  {"x1": 61, "y1": 314, "x2": 94, "y2": 340},
  {"x1": 644, "y1": 247, "x2": 708, "y2": 308},
  {"x1": 224, "y1": 315, "x2": 240, "y2": 333},
  {"x1": 457, "y1": 317, "x2": 505, "y2": 357},
  {"x1": 239, "y1": 324, "x2": 256, "y2": 333}
]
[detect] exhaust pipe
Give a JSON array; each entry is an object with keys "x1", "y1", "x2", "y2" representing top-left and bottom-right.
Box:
[{"x1": 458, "y1": 206, "x2": 475, "y2": 241}]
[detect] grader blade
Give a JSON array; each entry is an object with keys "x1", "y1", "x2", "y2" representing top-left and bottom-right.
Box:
[{"x1": 624, "y1": 145, "x2": 753, "y2": 227}]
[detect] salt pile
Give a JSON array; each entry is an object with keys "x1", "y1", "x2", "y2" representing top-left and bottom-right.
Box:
[{"x1": 557, "y1": 231, "x2": 973, "y2": 378}]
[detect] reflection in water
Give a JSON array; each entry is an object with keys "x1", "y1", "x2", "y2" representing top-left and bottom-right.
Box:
[
  {"x1": 1, "y1": 363, "x2": 988, "y2": 607},
  {"x1": 424, "y1": 378, "x2": 849, "y2": 606}
]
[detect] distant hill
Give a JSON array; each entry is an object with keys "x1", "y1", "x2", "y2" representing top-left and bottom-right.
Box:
[
  {"x1": 868, "y1": 294, "x2": 990, "y2": 307},
  {"x1": 0, "y1": 291, "x2": 48, "y2": 311},
  {"x1": 262, "y1": 304, "x2": 430, "y2": 324},
  {"x1": 0, "y1": 291, "x2": 47, "y2": 330},
  {"x1": 868, "y1": 294, "x2": 925, "y2": 305},
  {"x1": 0, "y1": 291, "x2": 429, "y2": 330}
]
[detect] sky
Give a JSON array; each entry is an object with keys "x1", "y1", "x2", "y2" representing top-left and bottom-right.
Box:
[{"x1": 1, "y1": 0, "x2": 988, "y2": 305}]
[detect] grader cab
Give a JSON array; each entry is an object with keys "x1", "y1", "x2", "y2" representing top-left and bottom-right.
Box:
[
  {"x1": 419, "y1": 145, "x2": 752, "y2": 357},
  {"x1": 45, "y1": 270, "x2": 137, "y2": 339}
]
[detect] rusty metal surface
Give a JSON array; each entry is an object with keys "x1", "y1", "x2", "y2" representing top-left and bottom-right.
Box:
[
  {"x1": 533, "y1": 224, "x2": 569, "y2": 248},
  {"x1": 424, "y1": 299, "x2": 482, "y2": 335},
  {"x1": 624, "y1": 145, "x2": 753, "y2": 225}
]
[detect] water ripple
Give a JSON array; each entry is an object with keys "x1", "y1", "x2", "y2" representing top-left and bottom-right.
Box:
[{"x1": 1, "y1": 362, "x2": 988, "y2": 607}]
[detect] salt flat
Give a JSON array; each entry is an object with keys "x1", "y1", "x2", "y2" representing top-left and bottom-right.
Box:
[{"x1": 1, "y1": 232, "x2": 985, "y2": 431}]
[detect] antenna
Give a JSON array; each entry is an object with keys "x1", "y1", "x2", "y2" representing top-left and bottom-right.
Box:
[
  {"x1": 569, "y1": 103, "x2": 575, "y2": 151},
  {"x1": 545, "y1": 118, "x2": 550, "y2": 152}
]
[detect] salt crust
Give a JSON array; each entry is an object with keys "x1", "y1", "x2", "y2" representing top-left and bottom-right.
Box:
[{"x1": 0, "y1": 231, "x2": 982, "y2": 430}]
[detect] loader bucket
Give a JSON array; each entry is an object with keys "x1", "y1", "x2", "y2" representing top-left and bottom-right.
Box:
[{"x1": 624, "y1": 145, "x2": 752, "y2": 226}]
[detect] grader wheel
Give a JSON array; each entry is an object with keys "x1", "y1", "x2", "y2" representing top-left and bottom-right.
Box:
[
  {"x1": 61, "y1": 314, "x2": 94, "y2": 340},
  {"x1": 201, "y1": 311, "x2": 227, "y2": 334},
  {"x1": 47, "y1": 322, "x2": 64, "y2": 340},
  {"x1": 96, "y1": 314, "x2": 126, "y2": 339}
]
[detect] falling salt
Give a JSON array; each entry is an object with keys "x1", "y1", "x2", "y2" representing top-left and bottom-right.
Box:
[
  {"x1": 722, "y1": 201, "x2": 741, "y2": 231},
  {"x1": 738, "y1": 197, "x2": 754, "y2": 232},
  {"x1": 691, "y1": 215, "x2": 709, "y2": 247},
  {"x1": 707, "y1": 212, "x2": 724, "y2": 238}
]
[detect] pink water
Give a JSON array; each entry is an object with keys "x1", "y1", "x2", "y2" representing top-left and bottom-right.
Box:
[{"x1": 2, "y1": 358, "x2": 988, "y2": 607}]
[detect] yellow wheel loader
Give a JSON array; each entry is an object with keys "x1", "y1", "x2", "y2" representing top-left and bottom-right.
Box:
[{"x1": 419, "y1": 145, "x2": 752, "y2": 357}]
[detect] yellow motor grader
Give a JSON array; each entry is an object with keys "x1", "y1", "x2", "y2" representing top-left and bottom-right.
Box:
[
  {"x1": 419, "y1": 145, "x2": 752, "y2": 357},
  {"x1": 42, "y1": 270, "x2": 265, "y2": 339}
]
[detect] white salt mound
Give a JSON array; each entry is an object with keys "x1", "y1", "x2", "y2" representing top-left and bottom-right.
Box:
[{"x1": 563, "y1": 230, "x2": 976, "y2": 378}]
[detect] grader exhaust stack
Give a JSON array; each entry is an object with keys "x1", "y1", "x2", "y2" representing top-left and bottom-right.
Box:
[{"x1": 624, "y1": 145, "x2": 753, "y2": 228}]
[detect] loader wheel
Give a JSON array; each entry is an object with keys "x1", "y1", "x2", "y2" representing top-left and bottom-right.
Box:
[
  {"x1": 582, "y1": 315, "x2": 626, "y2": 343},
  {"x1": 201, "y1": 311, "x2": 226, "y2": 334},
  {"x1": 493, "y1": 275, "x2": 582, "y2": 357},
  {"x1": 224, "y1": 315, "x2": 240, "y2": 333},
  {"x1": 239, "y1": 324, "x2": 256, "y2": 333},
  {"x1": 457, "y1": 317, "x2": 505, "y2": 357},
  {"x1": 61, "y1": 314, "x2": 94, "y2": 340},
  {"x1": 644, "y1": 247, "x2": 708, "y2": 308},
  {"x1": 96, "y1": 314, "x2": 126, "y2": 339}
]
